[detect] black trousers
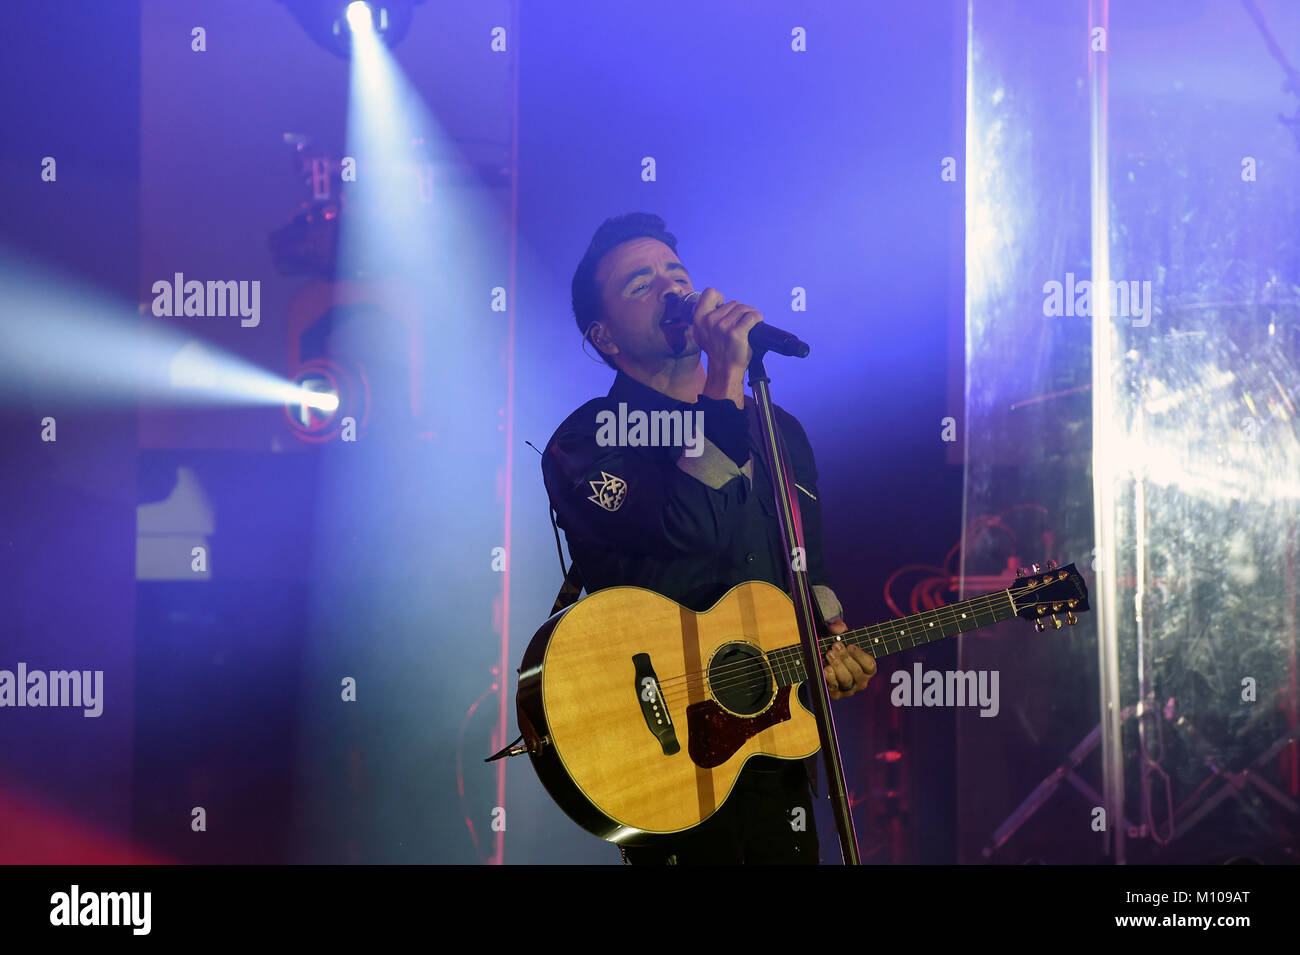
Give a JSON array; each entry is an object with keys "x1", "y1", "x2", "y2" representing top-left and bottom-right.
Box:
[{"x1": 620, "y1": 757, "x2": 820, "y2": 865}]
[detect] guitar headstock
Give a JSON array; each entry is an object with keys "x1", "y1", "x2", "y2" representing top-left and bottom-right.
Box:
[{"x1": 1008, "y1": 561, "x2": 1090, "y2": 632}]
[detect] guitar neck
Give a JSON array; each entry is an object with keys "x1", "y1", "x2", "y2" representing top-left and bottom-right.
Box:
[{"x1": 766, "y1": 588, "x2": 1019, "y2": 687}]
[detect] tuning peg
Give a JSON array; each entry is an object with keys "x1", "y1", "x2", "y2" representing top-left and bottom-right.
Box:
[
  {"x1": 1046, "y1": 559, "x2": 1057, "y2": 570},
  {"x1": 1015, "y1": 567, "x2": 1025, "y2": 578},
  {"x1": 1033, "y1": 620, "x2": 1046, "y2": 632},
  {"x1": 1066, "y1": 612, "x2": 1078, "y2": 625},
  {"x1": 1032, "y1": 563, "x2": 1042, "y2": 573},
  {"x1": 1051, "y1": 615, "x2": 1063, "y2": 629}
]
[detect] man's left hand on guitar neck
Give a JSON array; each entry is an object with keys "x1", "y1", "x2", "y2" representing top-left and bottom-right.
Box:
[{"x1": 823, "y1": 618, "x2": 877, "y2": 700}]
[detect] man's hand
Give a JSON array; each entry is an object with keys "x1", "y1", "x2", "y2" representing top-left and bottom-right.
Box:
[
  {"x1": 695, "y1": 287, "x2": 764, "y2": 409},
  {"x1": 823, "y1": 618, "x2": 876, "y2": 700}
]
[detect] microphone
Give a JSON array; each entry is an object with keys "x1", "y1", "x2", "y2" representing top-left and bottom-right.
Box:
[{"x1": 668, "y1": 291, "x2": 810, "y2": 358}]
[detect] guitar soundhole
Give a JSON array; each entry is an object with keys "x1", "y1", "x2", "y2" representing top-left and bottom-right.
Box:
[{"x1": 707, "y1": 642, "x2": 774, "y2": 716}]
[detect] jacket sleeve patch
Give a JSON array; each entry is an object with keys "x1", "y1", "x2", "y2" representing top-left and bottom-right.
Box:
[{"x1": 587, "y1": 471, "x2": 628, "y2": 512}]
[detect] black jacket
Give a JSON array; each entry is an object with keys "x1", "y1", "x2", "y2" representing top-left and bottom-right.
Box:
[{"x1": 542, "y1": 370, "x2": 843, "y2": 624}]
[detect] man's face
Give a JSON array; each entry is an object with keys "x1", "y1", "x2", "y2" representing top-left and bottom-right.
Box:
[{"x1": 592, "y1": 237, "x2": 698, "y2": 367}]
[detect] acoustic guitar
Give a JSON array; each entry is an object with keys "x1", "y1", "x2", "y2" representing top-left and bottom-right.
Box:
[{"x1": 517, "y1": 562, "x2": 1089, "y2": 844}]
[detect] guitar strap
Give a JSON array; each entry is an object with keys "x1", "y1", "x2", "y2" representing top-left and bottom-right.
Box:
[
  {"x1": 548, "y1": 505, "x2": 586, "y2": 614},
  {"x1": 551, "y1": 561, "x2": 585, "y2": 615}
]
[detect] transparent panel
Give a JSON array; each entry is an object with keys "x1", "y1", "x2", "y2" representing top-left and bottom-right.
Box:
[{"x1": 959, "y1": 0, "x2": 1300, "y2": 863}]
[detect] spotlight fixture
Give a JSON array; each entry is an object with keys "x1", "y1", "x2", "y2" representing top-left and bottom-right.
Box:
[
  {"x1": 284, "y1": 361, "x2": 366, "y2": 443},
  {"x1": 276, "y1": 0, "x2": 425, "y2": 60},
  {"x1": 345, "y1": 1, "x2": 373, "y2": 31}
]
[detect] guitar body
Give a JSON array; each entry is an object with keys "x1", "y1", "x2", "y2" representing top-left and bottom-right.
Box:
[
  {"x1": 516, "y1": 561, "x2": 1088, "y2": 846},
  {"x1": 517, "y1": 580, "x2": 818, "y2": 845}
]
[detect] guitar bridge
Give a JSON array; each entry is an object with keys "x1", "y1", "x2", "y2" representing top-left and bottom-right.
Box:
[{"x1": 632, "y1": 653, "x2": 680, "y2": 755}]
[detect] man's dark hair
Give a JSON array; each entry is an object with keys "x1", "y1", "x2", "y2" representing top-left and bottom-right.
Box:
[{"x1": 571, "y1": 212, "x2": 679, "y2": 370}]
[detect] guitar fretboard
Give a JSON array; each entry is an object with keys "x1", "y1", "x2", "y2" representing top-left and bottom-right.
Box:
[{"x1": 765, "y1": 589, "x2": 1018, "y2": 687}]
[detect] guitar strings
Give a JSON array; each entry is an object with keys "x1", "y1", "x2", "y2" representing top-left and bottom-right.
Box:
[
  {"x1": 687, "y1": 588, "x2": 1069, "y2": 703},
  {"x1": 653, "y1": 582, "x2": 1072, "y2": 707},
  {"x1": 655, "y1": 589, "x2": 1007, "y2": 696},
  {"x1": 655, "y1": 594, "x2": 1036, "y2": 709},
  {"x1": 653, "y1": 589, "x2": 1008, "y2": 700},
  {"x1": 652, "y1": 587, "x2": 1033, "y2": 706},
  {"x1": 654, "y1": 593, "x2": 1002, "y2": 705}
]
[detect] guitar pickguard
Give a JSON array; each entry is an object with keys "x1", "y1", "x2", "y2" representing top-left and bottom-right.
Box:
[{"x1": 685, "y1": 686, "x2": 793, "y2": 768}]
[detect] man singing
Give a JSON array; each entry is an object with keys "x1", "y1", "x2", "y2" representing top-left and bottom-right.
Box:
[{"x1": 541, "y1": 212, "x2": 876, "y2": 864}]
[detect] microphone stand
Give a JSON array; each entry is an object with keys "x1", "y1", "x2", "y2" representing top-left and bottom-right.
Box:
[{"x1": 748, "y1": 346, "x2": 860, "y2": 865}]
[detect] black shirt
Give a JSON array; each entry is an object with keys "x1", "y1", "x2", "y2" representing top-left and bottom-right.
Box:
[{"x1": 542, "y1": 370, "x2": 843, "y2": 624}]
